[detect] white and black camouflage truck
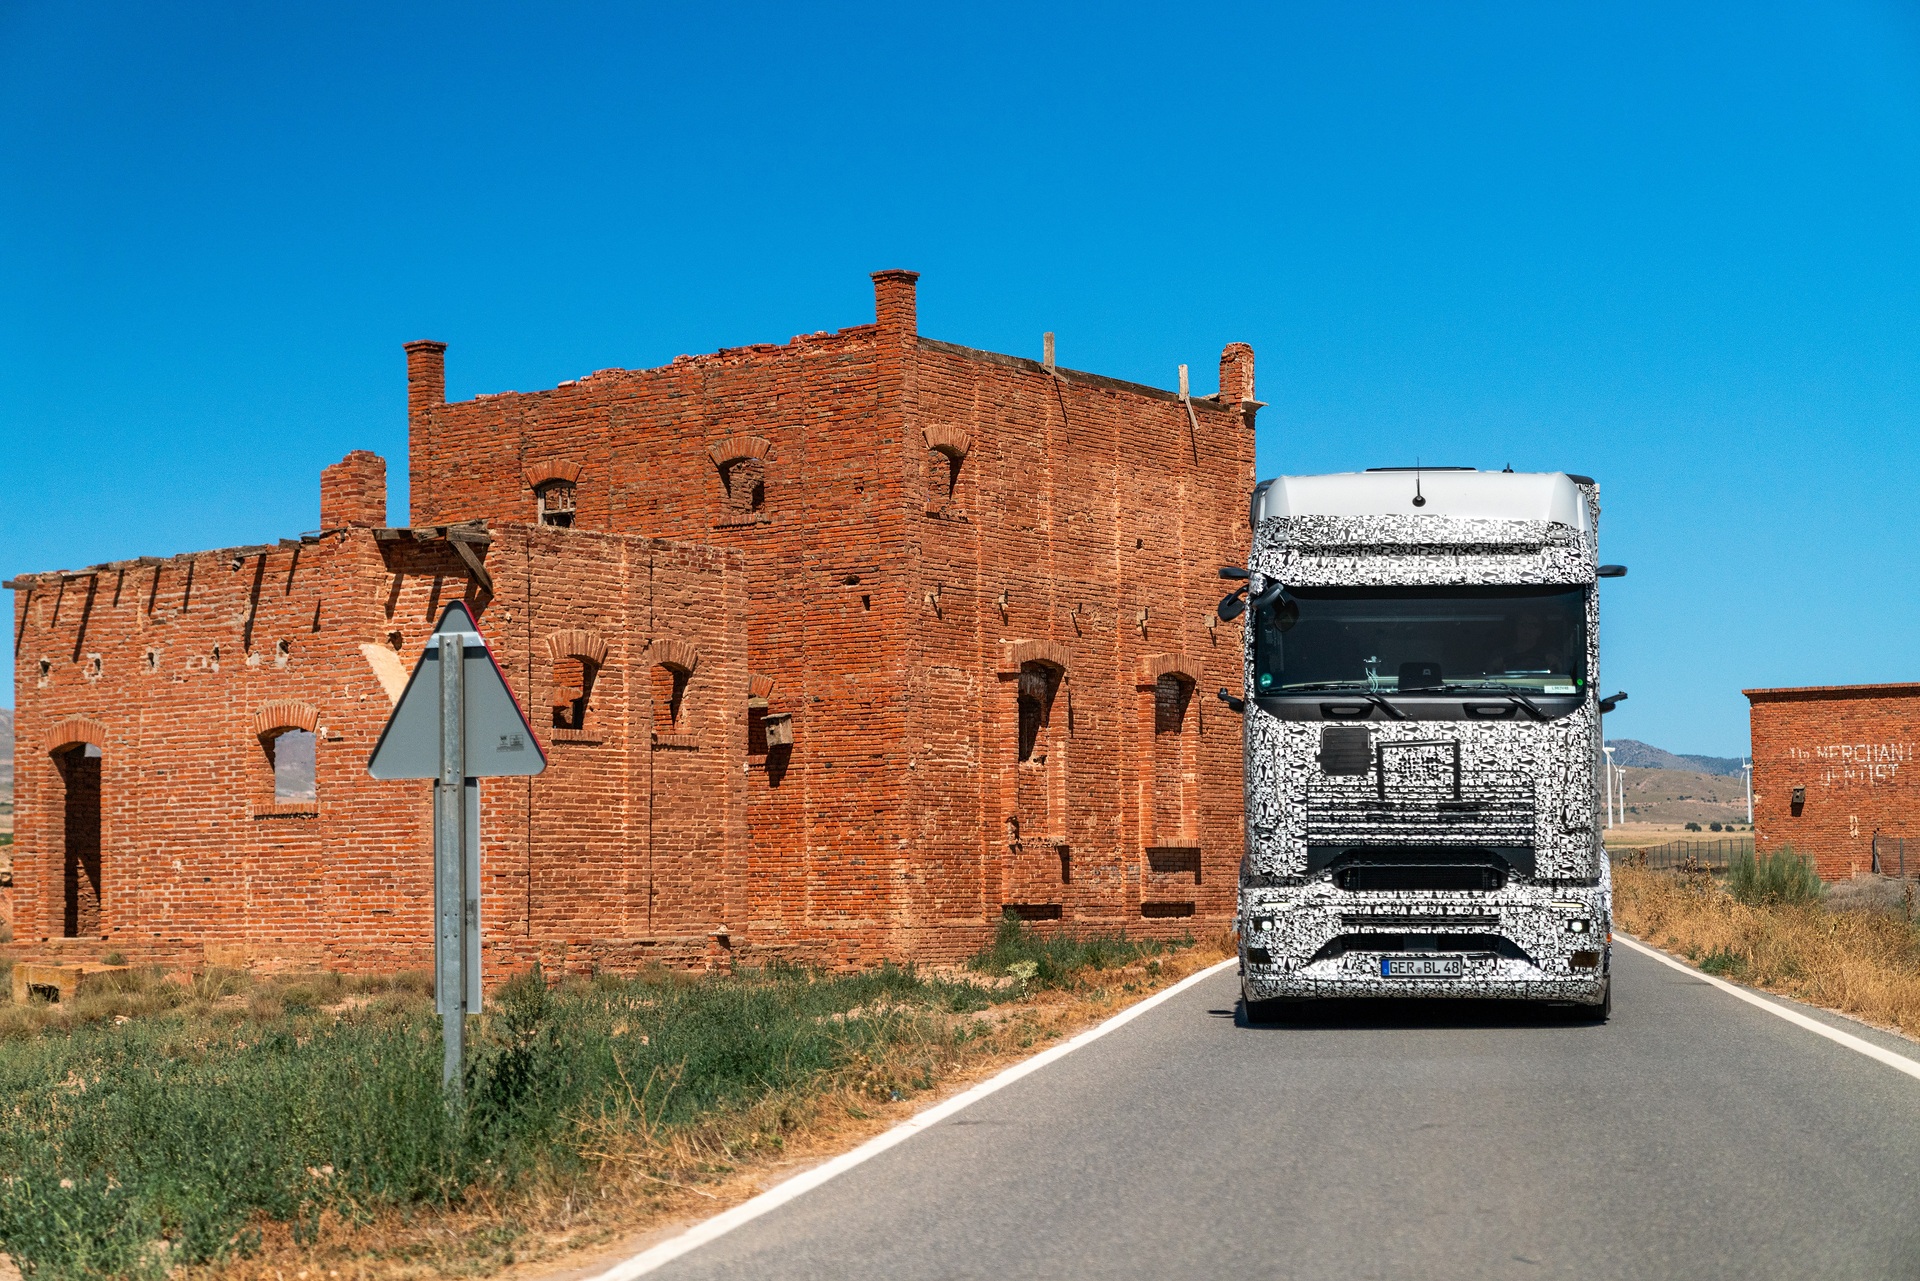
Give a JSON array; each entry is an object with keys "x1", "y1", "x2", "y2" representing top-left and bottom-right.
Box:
[{"x1": 1217, "y1": 468, "x2": 1627, "y2": 1022}]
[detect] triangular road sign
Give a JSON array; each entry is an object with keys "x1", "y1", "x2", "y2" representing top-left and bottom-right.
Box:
[{"x1": 367, "y1": 601, "x2": 548, "y2": 780}]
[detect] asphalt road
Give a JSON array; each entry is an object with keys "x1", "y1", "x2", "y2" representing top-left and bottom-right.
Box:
[{"x1": 646, "y1": 945, "x2": 1920, "y2": 1280}]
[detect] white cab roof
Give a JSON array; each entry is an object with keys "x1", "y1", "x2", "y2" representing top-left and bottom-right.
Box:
[{"x1": 1260, "y1": 470, "x2": 1590, "y2": 532}]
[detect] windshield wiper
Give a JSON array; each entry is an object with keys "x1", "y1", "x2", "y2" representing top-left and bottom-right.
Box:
[
  {"x1": 1268, "y1": 682, "x2": 1408, "y2": 719},
  {"x1": 1272, "y1": 681, "x2": 1373, "y2": 692},
  {"x1": 1504, "y1": 694, "x2": 1547, "y2": 722},
  {"x1": 1414, "y1": 684, "x2": 1549, "y2": 721},
  {"x1": 1366, "y1": 694, "x2": 1408, "y2": 720}
]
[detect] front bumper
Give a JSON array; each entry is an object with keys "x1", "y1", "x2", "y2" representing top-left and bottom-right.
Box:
[
  {"x1": 1238, "y1": 883, "x2": 1611, "y2": 1003},
  {"x1": 1239, "y1": 949, "x2": 1609, "y2": 1003}
]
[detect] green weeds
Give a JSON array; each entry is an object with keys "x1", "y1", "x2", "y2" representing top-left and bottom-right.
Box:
[
  {"x1": 1697, "y1": 947, "x2": 1742, "y2": 978},
  {"x1": 1729, "y1": 844, "x2": 1823, "y2": 907},
  {"x1": 968, "y1": 911, "x2": 1178, "y2": 989}
]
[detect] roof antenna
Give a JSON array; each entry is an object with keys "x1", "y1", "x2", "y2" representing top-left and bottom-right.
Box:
[{"x1": 1412, "y1": 458, "x2": 1426, "y2": 507}]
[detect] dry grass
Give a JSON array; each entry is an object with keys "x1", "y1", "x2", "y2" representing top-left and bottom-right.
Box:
[
  {"x1": 1615, "y1": 864, "x2": 1920, "y2": 1039},
  {"x1": 0, "y1": 961, "x2": 428, "y2": 1042}
]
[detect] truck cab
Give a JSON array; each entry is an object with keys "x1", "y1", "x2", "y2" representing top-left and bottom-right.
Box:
[{"x1": 1232, "y1": 468, "x2": 1616, "y2": 1020}]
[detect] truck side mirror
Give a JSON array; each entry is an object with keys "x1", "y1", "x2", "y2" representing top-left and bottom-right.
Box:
[
  {"x1": 1598, "y1": 565, "x2": 1627, "y2": 578},
  {"x1": 1217, "y1": 592, "x2": 1246, "y2": 622},
  {"x1": 1219, "y1": 566, "x2": 1250, "y2": 580},
  {"x1": 1598, "y1": 691, "x2": 1628, "y2": 714},
  {"x1": 1218, "y1": 688, "x2": 1245, "y2": 714}
]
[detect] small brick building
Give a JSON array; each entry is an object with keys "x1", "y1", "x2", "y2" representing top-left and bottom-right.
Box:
[
  {"x1": 7, "y1": 270, "x2": 1256, "y2": 976},
  {"x1": 1746, "y1": 681, "x2": 1920, "y2": 880}
]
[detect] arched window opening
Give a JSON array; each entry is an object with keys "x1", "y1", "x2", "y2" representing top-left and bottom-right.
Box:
[
  {"x1": 923, "y1": 427, "x2": 970, "y2": 516},
  {"x1": 265, "y1": 728, "x2": 317, "y2": 801},
  {"x1": 746, "y1": 699, "x2": 768, "y2": 755},
  {"x1": 550, "y1": 655, "x2": 598, "y2": 730},
  {"x1": 708, "y1": 436, "x2": 772, "y2": 524},
  {"x1": 54, "y1": 743, "x2": 102, "y2": 938},
  {"x1": 720, "y1": 458, "x2": 766, "y2": 515},
  {"x1": 653, "y1": 664, "x2": 690, "y2": 732},
  {"x1": 536, "y1": 480, "x2": 576, "y2": 527},
  {"x1": 1146, "y1": 666, "x2": 1199, "y2": 849},
  {"x1": 1154, "y1": 673, "x2": 1194, "y2": 735},
  {"x1": 1017, "y1": 661, "x2": 1061, "y2": 763},
  {"x1": 926, "y1": 447, "x2": 961, "y2": 512}
]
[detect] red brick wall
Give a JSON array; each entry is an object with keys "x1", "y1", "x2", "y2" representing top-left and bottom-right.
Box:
[
  {"x1": 1746, "y1": 682, "x2": 1920, "y2": 880},
  {"x1": 899, "y1": 336, "x2": 1255, "y2": 946},
  {"x1": 319, "y1": 450, "x2": 387, "y2": 530},
  {"x1": 406, "y1": 270, "x2": 1256, "y2": 958},
  {"x1": 7, "y1": 505, "x2": 747, "y2": 977}
]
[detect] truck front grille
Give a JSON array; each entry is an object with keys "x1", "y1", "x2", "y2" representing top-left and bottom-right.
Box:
[
  {"x1": 1307, "y1": 769, "x2": 1536, "y2": 845},
  {"x1": 1309, "y1": 843, "x2": 1533, "y2": 890},
  {"x1": 1337, "y1": 864, "x2": 1504, "y2": 892},
  {"x1": 1309, "y1": 933, "x2": 1535, "y2": 963}
]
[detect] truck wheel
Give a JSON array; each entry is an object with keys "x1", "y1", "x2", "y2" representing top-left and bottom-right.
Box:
[{"x1": 1575, "y1": 979, "x2": 1612, "y2": 1024}]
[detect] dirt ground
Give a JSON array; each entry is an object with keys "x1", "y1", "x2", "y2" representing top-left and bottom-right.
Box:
[{"x1": 1603, "y1": 822, "x2": 1751, "y2": 849}]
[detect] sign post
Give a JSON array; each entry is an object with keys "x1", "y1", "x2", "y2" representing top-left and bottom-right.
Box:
[{"x1": 368, "y1": 602, "x2": 545, "y2": 1100}]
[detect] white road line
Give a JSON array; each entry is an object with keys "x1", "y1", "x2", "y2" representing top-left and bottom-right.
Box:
[
  {"x1": 582, "y1": 956, "x2": 1241, "y2": 1281},
  {"x1": 1616, "y1": 933, "x2": 1920, "y2": 1083}
]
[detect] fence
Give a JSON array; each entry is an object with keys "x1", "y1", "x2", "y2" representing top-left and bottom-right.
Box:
[
  {"x1": 1872, "y1": 836, "x2": 1916, "y2": 880},
  {"x1": 1608, "y1": 837, "x2": 1753, "y2": 873}
]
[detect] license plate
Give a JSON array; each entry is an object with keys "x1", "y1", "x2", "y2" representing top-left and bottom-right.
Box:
[{"x1": 1382, "y1": 955, "x2": 1464, "y2": 978}]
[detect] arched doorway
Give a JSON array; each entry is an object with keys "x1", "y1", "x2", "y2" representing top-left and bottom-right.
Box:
[{"x1": 53, "y1": 742, "x2": 103, "y2": 936}]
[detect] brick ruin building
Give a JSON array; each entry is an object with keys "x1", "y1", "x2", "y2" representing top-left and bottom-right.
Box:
[
  {"x1": 6, "y1": 270, "x2": 1257, "y2": 976},
  {"x1": 1746, "y1": 681, "x2": 1920, "y2": 880}
]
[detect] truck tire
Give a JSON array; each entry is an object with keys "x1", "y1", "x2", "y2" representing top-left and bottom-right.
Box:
[{"x1": 1574, "y1": 978, "x2": 1611, "y2": 1024}]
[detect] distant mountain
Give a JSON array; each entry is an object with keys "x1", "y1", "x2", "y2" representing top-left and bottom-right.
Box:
[{"x1": 1605, "y1": 738, "x2": 1744, "y2": 777}]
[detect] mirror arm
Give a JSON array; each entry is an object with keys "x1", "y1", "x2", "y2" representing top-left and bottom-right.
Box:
[
  {"x1": 1217, "y1": 688, "x2": 1245, "y2": 714},
  {"x1": 1250, "y1": 582, "x2": 1291, "y2": 611}
]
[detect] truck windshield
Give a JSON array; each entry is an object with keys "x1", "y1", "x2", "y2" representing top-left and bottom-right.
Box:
[{"x1": 1252, "y1": 584, "x2": 1586, "y2": 696}]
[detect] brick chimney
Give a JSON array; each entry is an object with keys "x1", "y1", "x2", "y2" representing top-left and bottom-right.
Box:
[
  {"x1": 320, "y1": 450, "x2": 388, "y2": 529},
  {"x1": 871, "y1": 270, "x2": 919, "y2": 345},
  {"x1": 1219, "y1": 342, "x2": 1255, "y2": 403},
  {"x1": 404, "y1": 340, "x2": 447, "y2": 423}
]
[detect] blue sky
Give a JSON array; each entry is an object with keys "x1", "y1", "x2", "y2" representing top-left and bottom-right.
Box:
[{"x1": 4, "y1": 2, "x2": 1918, "y2": 756}]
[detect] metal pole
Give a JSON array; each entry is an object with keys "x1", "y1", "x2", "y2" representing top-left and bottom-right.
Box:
[
  {"x1": 1602, "y1": 746, "x2": 1617, "y2": 829},
  {"x1": 436, "y1": 632, "x2": 467, "y2": 1101},
  {"x1": 1744, "y1": 759, "x2": 1753, "y2": 826}
]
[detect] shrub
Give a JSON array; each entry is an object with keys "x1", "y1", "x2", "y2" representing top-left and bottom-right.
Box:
[
  {"x1": 1698, "y1": 947, "x2": 1741, "y2": 977},
  {"x1": 1729, "y1": 844, "x2": 1823, "y2": 907},
  {"x1": 1685, "y1": 821, "x2": 1702, "y2": 832},
  {"x1": 968, "y1": 912, "x2": 1176, "y2": 989}
]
